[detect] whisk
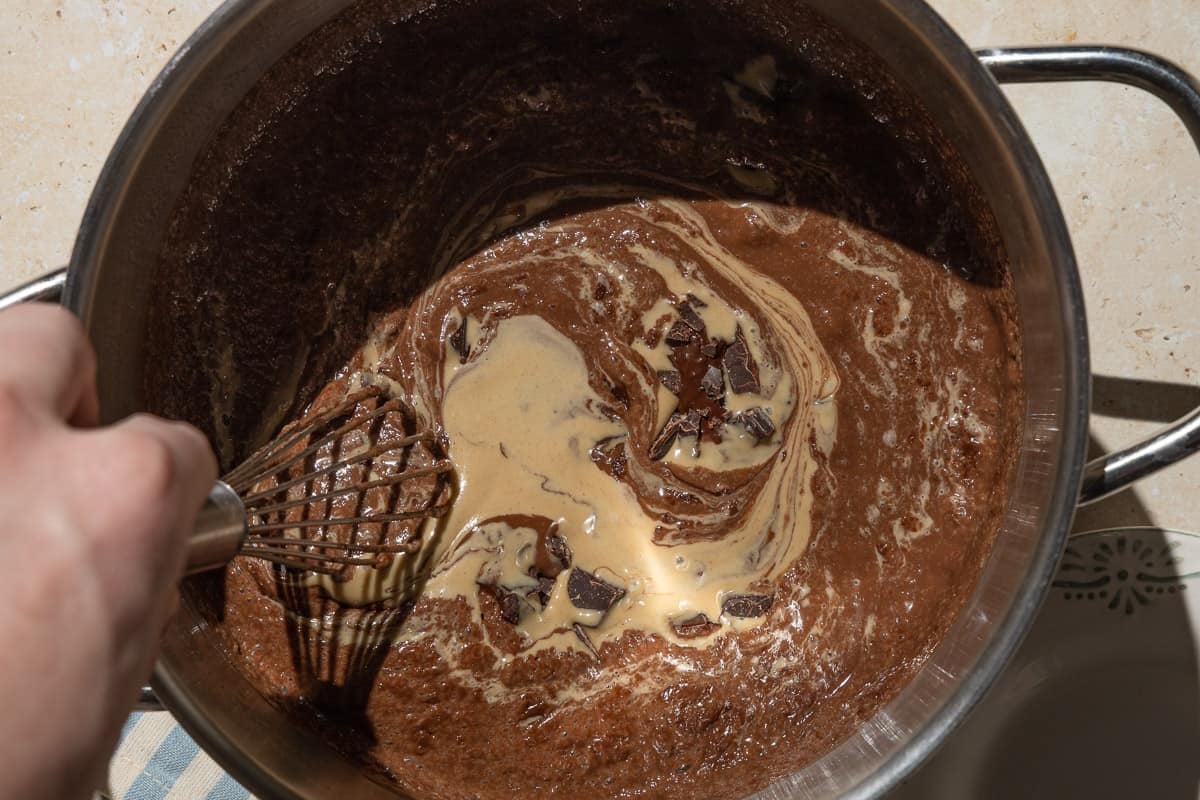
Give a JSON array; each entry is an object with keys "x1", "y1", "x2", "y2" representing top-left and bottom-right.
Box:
[{"x1": 186, "y1": 385, "x2": 454, "y2": 576}]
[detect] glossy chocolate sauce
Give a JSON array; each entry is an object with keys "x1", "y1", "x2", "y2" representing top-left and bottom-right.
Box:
[{"x1": 146, "y1": 1, "x2": 1021, "y2": 797}]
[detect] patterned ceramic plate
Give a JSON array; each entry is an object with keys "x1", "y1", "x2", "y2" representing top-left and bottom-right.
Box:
[{"x1": 890, "y1": 527, "x2": 1200, "y2": 799}]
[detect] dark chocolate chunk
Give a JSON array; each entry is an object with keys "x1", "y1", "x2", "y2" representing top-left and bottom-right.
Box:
[
  {"x1": 545, "y1": 534, "x2": 573, "y2": 570},
  {"x1": 658, "y1": 369, "x2": 682, "y2": 395},
  {"x1": 573, "y1": 623, "x2": 601, "y2": 660},
  {"x1": 479, "y1": 582, "x2": 522, "y2": 625},
  {"x1": 567, "y1": 568, "x2": 625, "y2": 613},
  {"x1": 671, "y1": 613, "x2": 721, "y2": 639},
  {"x1": 721, "y1": 593, "x2": 773, "y2": 618},
  {"x1": 448, "y1": 318, "x2": 470, "y2": 363},
  {"x1": 700, "y1": 365, "x2": 725, "y2": 400},
  {"x1": 530, "y1": 522, "x2": 571, "y2": 577},
  {"x1": 700, "y1": 340, "x2": 721, "y2": 359},
  {"x1": 722, "y1": 335, "x2": 760, "y2": 394},
  {"x1": 528, "y1": 575, "x2": 556, "y2": 608},
  {"x1": 677, "y1": 301, "x2": 706, "y2": 335},
  {"x1": 649, "y1": 410, "x2": 705, "y2": 461},
  {"x1": 733, "y1": 407, "x2": 776, "y2": 440},
  {"x1": 649, "y1": 413, "x2": 683, "y2": 460},
  {"x1": 677, "y1": 409, "x2": 702, "y2": 438},
  {"x1": 664, "y1": 320, "x2": 696, "y2": 347}
]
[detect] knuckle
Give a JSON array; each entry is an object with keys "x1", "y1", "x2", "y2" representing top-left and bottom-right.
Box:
[
  {"x1": 116, "y1": 425, "x2": 178, "y2": 499},
  {"x1": 170, "y1": 420, "x2": 218, "y2": 477}
]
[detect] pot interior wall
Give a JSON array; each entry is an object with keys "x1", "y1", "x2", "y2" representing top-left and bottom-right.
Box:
[
  {"x1": 142, "y1": 0, "x2": 1005, "y2": 470},
  {"x1": 76, "y1": 0, "x2": 1080, "y2": 797}
]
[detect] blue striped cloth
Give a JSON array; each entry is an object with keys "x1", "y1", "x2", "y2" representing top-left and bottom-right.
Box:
[{"x1": 109, "y1": 713, "x2": 253, "y2": 800}]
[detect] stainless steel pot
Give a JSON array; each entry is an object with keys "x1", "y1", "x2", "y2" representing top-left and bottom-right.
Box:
[{"x1": 3, "y1": 1, "x2": 1199, "y2": 797}]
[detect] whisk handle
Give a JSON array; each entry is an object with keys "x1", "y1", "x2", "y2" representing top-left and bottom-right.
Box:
[{"x1": 186, "y1": 481, "x2": 246, "y2": 574}]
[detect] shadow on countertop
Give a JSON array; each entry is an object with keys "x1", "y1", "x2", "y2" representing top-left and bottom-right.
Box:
[
  {"x1": 888, "y1": 526, "x2": 1200, "y2": 799},
  {"x1": 889, "y1": 371, "x2": 1200, "y2": 799}
]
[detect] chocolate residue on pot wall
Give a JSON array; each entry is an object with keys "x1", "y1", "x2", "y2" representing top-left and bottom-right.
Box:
[{"x1": 145, "y1": 1, "x2": 1021, "y2": 798}]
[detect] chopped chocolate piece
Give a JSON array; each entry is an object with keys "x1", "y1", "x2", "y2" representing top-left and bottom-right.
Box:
[
  {"x1": 479, "y1": 582, "x2": 523, "y2": 625},
  {"x1": 497, "y1": 591, "x2": 522, "y2": 624},
  {"x1": 733, "y1": 407, "x2": 776, "y2": 440},
  {"x1": 649, "y1": 410, "x2": 705, "y2": 461},
  {"x1": 700, "y1": 365, "x2": 725, "y2": 400},
  {"x1": 529, "y1": 523, "x2": 571, "y2": 577},
  {"x1": 677, "y1": 409, "x2": 702, "y2": 438},
  {"x1": 448, "y1": 318, "x2": 470, "y2": 363},
  {"x1": 649, "y1": 413, "x2": 683, "y2": 460},
  {"x1": 527, "y1": 575, "x2": 556, "y2": 608},
  {"x1": 671, "y1": 614, "x2": 721, "y2": 639},
  {"x1": 700, "y1": 340, "x2": 721, "y2": 359},
  {"x1": 722, "y1": 335, "x2": 761, "y2": 394},
  {"x1": 567, "y1": 568, "x2": 625, "y2": 613},
  {"x1": 722, "y1": 593, "x2": 773, "y2": 618},
  {"x1": 573, "y1": 623, "x2": 601, "y2": 660},
  {"x1": 545, "y1": 534, "x2": 572, "y2": 570},
  {"x1": 664, "y1": 320, "x2": 696, "y2": 347},
  {"x1": 677, "y1": 301, "x2": 706, "y2": 335},
  {"x1": 658, "y1": 369, "x2": 682, "y2": 395}
]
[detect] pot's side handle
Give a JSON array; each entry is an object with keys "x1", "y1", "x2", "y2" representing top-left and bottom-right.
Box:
[
  {"x1": 135, "y1": 685, "x2": 164, "y2": 712},
  {"x1": 0, "y1": 267, "x2": 67, "y2": 310},
  {"x1": 978, "y1": 46, "x2": 1200, "y2": 506}
]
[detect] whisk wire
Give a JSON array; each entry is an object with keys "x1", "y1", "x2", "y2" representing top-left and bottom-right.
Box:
[
  {"x1": 226, "y1": 389, "x2": 408, "y2": 492},
  {"x1": 244, "y1": 464, "x2": 453, "y2": 517},
  {"x1": 239, "y1": 434, "x2": 434, "y2": 504},
  {"x1": 242, "y1": 538, "x2": 422, "y2": 555},
  {"x1": 223, "y1": 386, "x2": 386, "y2": 484},
  {"x1": 248, "y1": 506, "x2": 450, "y2": 532},
  {"x1": 221, "y1": 386, "x2": 452, "y2": 575}
]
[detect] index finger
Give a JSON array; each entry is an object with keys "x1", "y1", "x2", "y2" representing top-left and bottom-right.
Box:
[{"x1": 0, "y1": 304, "x2": 99, "y2": 426}]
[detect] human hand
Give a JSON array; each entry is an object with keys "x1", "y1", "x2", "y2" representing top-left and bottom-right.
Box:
[{"x1": 0, "y1": 304, "x2": 217, "y2": 799}]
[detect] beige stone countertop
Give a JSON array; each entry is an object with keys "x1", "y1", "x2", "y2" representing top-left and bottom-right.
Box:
[
  {"x1": 4, "y1": 2, "x2": 1199, "y2": 799},
  {"x1": 1, "y1": 0, "x2": 1197, "y2": 536}
]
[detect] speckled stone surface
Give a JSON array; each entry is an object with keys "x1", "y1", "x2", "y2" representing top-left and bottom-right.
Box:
[{"x1": 1, "y1": 0, "x2": 1196, "y2": 533}]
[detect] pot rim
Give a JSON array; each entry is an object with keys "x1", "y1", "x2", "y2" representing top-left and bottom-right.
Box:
[{"x1": 66, "y1": 0, "x2": 1089, "y2": 797}]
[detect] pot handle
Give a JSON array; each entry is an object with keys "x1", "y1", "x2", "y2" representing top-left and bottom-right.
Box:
[
  {"x1": 135, "y1": 685, "x2": 164, "y2": 712},
  {"x1": 978, "y1": 46, "x2": 1200, "y2": 505},
  {"x1": 0, "y1": 267, "x2": 67, "y2": 310}
]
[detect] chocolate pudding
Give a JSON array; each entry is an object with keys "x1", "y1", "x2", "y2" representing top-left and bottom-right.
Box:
[{"x1": 146, "y1": 1, "x2": 1021, "y2": 797}]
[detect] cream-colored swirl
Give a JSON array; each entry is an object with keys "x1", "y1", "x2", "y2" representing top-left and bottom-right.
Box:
[{"x1": 318, "y1": 191, "x2": 840, "y2": 659}]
